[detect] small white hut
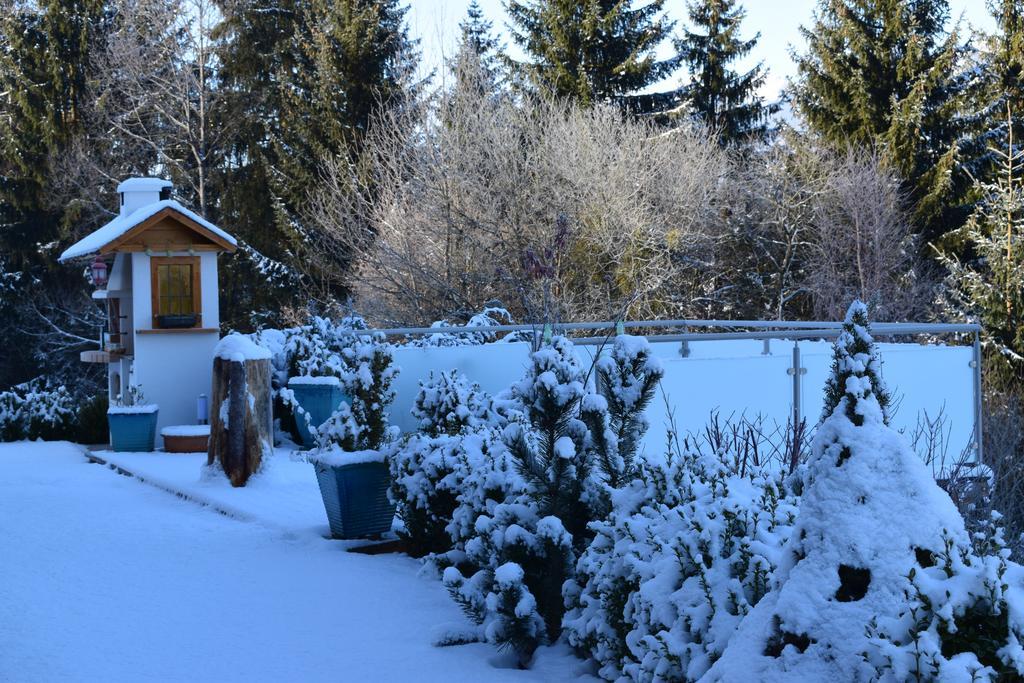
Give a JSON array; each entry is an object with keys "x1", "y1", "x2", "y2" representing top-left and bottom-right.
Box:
[{"x1": 59, "y1": 178, "x2": 237, "y2": 444}]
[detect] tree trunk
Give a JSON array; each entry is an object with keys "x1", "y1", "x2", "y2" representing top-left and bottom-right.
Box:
[{"x1": 207, "y1": 355, "x2": 272, "y2": 487}]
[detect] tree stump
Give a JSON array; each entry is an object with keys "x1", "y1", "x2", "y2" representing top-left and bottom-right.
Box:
[{"x1": 207, "y1": 352, "x2": 272, "y2": 487}]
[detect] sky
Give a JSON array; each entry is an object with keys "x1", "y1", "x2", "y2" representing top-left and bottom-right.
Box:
[{"x1": 407, "y1": 0, "x2": 997, "y2": 99}]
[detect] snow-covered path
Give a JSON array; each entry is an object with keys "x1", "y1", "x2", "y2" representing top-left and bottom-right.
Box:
[{"x1": 0, "y1": 442, "x2": 586, "y2": 682}]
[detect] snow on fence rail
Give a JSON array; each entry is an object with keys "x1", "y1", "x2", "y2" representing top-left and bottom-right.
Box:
[{"x1": 379, "y1": 320, "x2": 982, "y2": 466}]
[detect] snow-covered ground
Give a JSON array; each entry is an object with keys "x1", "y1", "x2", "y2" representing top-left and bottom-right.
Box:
[{"x1": 0, "y1": 441, "x2": 592, "y2": 682}]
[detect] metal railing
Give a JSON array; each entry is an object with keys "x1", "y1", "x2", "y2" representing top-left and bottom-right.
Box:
[{"x1": 358, "y1": 318, "x2": 983, "y2": 463}]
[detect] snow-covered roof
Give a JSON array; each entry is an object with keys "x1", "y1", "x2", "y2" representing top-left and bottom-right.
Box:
[
  {"x1": 59, "y1": 199, "x2": 236, "y2": 262},
  {"x1": 117, "y1": 177, "x2": 172, "y2": 194}
]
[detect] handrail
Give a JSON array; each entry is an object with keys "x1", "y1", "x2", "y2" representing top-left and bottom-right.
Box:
[{"x1": 352, "y1": 319, "x2": 980, "y2": 338}]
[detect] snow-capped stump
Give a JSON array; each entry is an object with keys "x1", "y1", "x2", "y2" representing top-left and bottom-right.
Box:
[
  {"x1": 708, "y1": 301, "x2": 1024, "y2": 682},
  {"x1": 208, "y1": 334, "x2": 273, "y2": 487}
]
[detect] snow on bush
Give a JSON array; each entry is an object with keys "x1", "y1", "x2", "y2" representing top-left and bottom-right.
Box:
[
  {"x1": 389, "y1": 370, "x2": 501, "y2": 556},
  {"x1": 581, "y1": 335, "x2": 664, "y2": 490},
  {"x1": 443, "y1": 336, "x2": 594, "y2": 665},
  {"x1": 869, "y1": 513, "x2": 1024, "y2": 680},
  {"x1": 306, "y1": 334, "x2": 399, "y2": 456},
  {"x1": 282, "y1": 314, "x2": 367, "y2": 379},
  {"x1": 442, "y1": 334, "x2": 663, "y2": 666},
  {"x1": 708, "y1": 301, "x2": 1024, "y2": 682},
  {"x1": 563, "y1": 449, "x2": 798, "y2": 682},
  {"x1": 820, "y1": 300, "x2": 892, "y2": 424},
  {"x1": 0, "y1": 377, "x2": 78, "y2": 441},
  {"x1": 408, "y1": 307, "x2": 531, "y2": 347}
]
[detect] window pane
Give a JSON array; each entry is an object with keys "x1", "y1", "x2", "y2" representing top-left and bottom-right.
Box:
[
  {"x1": 154, "y1": 261, "x2": 196, "y2": 322},
  {"x1": 158, "y1": 266, "x2": 169, "y2": 316}
]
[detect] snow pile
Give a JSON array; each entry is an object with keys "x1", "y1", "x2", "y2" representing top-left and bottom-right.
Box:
[
  {"x1": 708, "y1": 301, "x2": 1024, "y2": 682},
  {"x1": 564, "y1": 452, "x2": 798, "y2": 681},
  {"x1": 214, "y1": 333, "x2": 272, "y2": 362}
]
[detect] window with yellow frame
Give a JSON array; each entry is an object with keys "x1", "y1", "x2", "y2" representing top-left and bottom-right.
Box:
[{"x1": 150, "y1": 256, "x2": 201, "y2": 328}]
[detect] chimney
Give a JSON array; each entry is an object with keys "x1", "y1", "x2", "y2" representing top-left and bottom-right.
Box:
[{"x1": 117, "y1": 177, "x2": 172, "y2": 217}]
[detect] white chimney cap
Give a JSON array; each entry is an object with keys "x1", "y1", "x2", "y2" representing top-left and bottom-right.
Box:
[{"x1": 117, "y1": 177, "x2": 172, "y2": 193}]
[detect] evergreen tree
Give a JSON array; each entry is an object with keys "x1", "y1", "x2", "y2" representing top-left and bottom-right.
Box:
[
  {"x1": 212, "y1": 0, "x2": 309, "y2": 328},
  {"x1": 711, "y1": 300, "x2": 1024, "y2": 681},
  {"x1": 0, "y1": 0, "x2": 110, "y2": 389},
  {"x1": 959, "y1": 0, "x2": 1024, "y2": 192},
  {"x1": 820, "y1": 300, "x2": 892, "y2": 425},
  {"x1": 504, "y1": 0, "x2": 681, "y2": 113},
  {"x1": 212, "y1": 0, "x2": 417, "y2": 327},
  {"x1": 459, "y1": 0, "x2": 499, "y2": 64},
  {"x1": 451, "y1": 0, "x2": 502, "y2": 90},
  {"x1": 793, "y1": 0, "x2": 968, "y2": 241},
  {"x1": 278, "y1": 0, "x2": 417, "y2": 300},
  {"x1": 0, "y1": 0, "x2": 109, "y2": 271},
  {"x1": 936, "y1": 119, "x2": 1024, "y2": 395},
  {"x1": 678, "y1": 0, "x2": 776, "y2": 145}
]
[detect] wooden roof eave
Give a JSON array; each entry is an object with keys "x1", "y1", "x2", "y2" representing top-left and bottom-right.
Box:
[{"x1": 98, "y1": 207, "x2": 237, "y2": 255}]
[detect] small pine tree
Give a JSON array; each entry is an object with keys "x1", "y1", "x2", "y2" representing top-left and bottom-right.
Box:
[
  {"x1": 580, "y1": 335, "x2": 664, "y2": 490},
  {"x1": 677, "y1": 0, "x2": 776, "y2": 145},
  {"x1": 389, "y1": 370, "x2": 498, "y2": 557},
  {"x1": 442, "y1": 336, "x2": 597, "y2": 664},
  {"x1": 820, "y1": 300, "x2": 892, "y2": 425}
]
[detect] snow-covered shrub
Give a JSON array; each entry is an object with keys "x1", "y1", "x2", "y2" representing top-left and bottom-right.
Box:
[
  {"x1": 282, "y1": 314, "x2": 366, "y2": 379},
  {"x1": 411, "y1": 369, "x2": 497, "y2": 438},
  {"x1": 445, "y1": 504, "x2": 574, "y2": 663},
  {"x1": 581, "y1": 335, "x2": 664, "y2": 490},
  {"x1": 870, "y1": 514, "x2": 1024, "y2": 680},
  {"x1": 304, "y1": 334, "x2": 398, "y2": 455},
  {"x1": 444, "y1": 429, "x2": 523, "y2": 556},
  {"x1": 443, "y1": 336, "x2": 596, "y2": 664},
  {"x1": 708, "y1": 301, "x2": 1024, "y2": 682},
  {"x1": 0, "y1": 378, "x2": 78, "y2": 442},
  {"x1": 342, "y1": 338, "x2": 399, "y2": 451},
  {"x1": 409, "y1": 307, "x2": 529, "y2": 347},
  {"x1": 389, "y1": 370, "x2": 500, "y2": 557},
  {"x1": 563, "y1": 448, "x2": 798, "y2": 682}
]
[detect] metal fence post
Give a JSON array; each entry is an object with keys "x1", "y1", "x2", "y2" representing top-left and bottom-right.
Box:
[
  {"x1": 972, "y1": 330, "x2": 985, "y2": 465},
  {"x1": 787, "y1": 342, "x2": 806, "y2": 428}
]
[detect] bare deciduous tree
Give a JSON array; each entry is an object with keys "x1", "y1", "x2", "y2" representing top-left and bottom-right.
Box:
[
  {"x1": 51, "y1": 0, "x2": 224, "y2": 227},
  {"x1": 805, "y1": 146, "x2": 932, "y2": 321},
  {"x1": 306, "y1": 56, "x2": 732, "y2": 325}
]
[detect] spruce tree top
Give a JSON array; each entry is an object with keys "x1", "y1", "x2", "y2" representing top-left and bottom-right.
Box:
[
  {"x1": 678, "y1": 0, "x2": 775, "y2": 144},
  {"x1": 820, "y1": 300, "x2": 891, "y2": 426},
  {"x1": 505, "y1": 0, "x2": 680, "y2": 112}
]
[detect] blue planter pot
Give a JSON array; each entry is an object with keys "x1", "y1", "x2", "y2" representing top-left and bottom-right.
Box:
[
  {"x1": 289, "y1": 381, "x2": 347, "y2": 448},
  {"x1": 107, "y1": 410, "x2": 159, "y2": 452},
  {"x1": 313, "y1": 460, "x2": 395, "y2": 539}
]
